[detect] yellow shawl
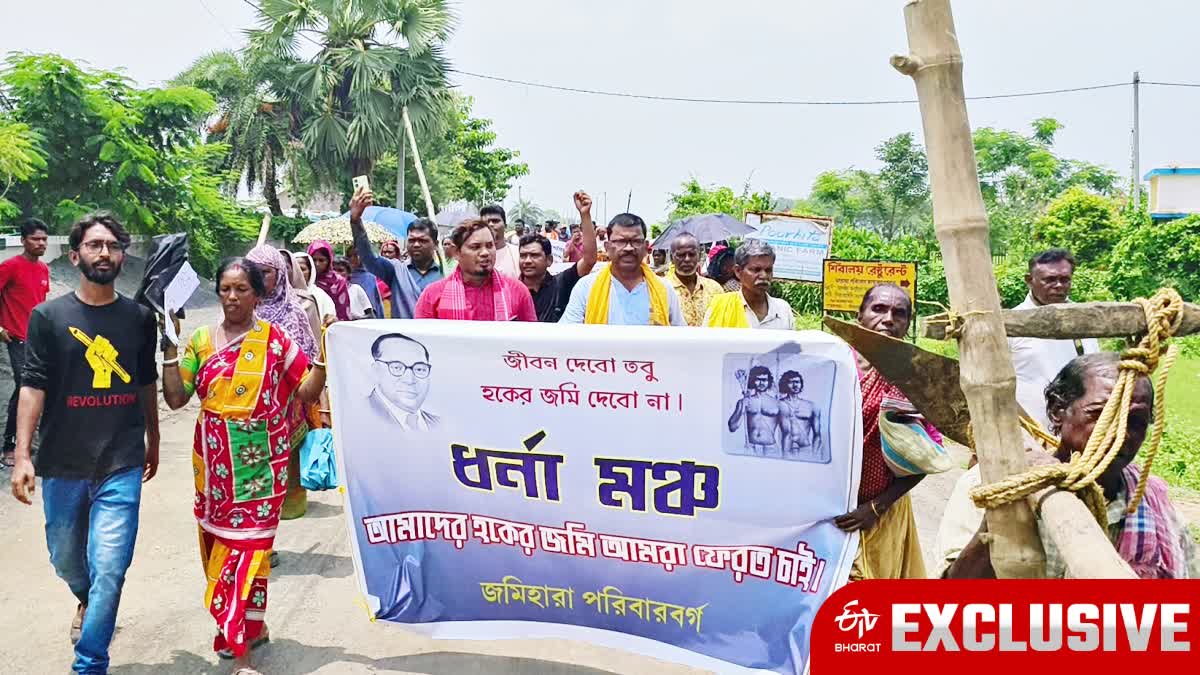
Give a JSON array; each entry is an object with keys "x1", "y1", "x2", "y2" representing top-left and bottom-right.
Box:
[
  {"x1": 704, "y1": 291, "x2": 750, "y2": 328},
  {"x1": 585, "y1": 263, "x2": 670, "y2": 326}
]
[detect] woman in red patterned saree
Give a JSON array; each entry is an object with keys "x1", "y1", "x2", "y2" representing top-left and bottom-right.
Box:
[{"x1": 162, "y1": 258, "x2": 326, "y2": 675}]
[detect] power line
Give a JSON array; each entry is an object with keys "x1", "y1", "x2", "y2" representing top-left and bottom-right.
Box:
[
  {"x1": 226, "y1": 5, "x2": 1200, "y2": 105},
  {"x1": 197, "y1": 0, "x2": 239, "y2": 44},
  {"x1": 1144, "y1": 80, "x2": 1200, "y2": 89},
  {"x1": 451, "y1": 70, "x2": 1129, "y2": 106}
]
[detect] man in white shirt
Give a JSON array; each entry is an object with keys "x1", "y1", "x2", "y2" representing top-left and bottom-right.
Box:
[
  {"x1": 482, "y1": 204, "x2": 521, "y2": 278},
  {"x1": 702, "y1": 240, "x2": 795, "y2": 330},
  {"x1": 1008, "y1": 248, "x2": 1099, "y2": 429}
]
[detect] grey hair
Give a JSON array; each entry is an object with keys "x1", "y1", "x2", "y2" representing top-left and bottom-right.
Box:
[
  {"x1": 669, "y1": 233, "x2": 700, "y2": 254},
  {"x1": 1043, "y1": 352, "x2": 1138, "y2": 434},
  {"x1": 734, "y1": 239, "x2": 775, "y2": 267}
]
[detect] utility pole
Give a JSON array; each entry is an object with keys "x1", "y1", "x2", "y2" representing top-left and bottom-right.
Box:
[
  {"x1": 626, "y1": 190, "x2": 632, "y2": 213},
  {"x1": 1132, "y1": 71, "x2": 1141, "y2": 211}
]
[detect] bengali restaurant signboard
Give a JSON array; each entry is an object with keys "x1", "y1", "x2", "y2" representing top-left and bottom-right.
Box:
[
  {"x1": 821, "y1": 259, "x2": 918, "y2": 313},
  {"x1": 745, "y1": 212, "x2": 834, "y2": 283},
  {"x1": 328, "y1": 321, "x2": 864, "y2": 675}
]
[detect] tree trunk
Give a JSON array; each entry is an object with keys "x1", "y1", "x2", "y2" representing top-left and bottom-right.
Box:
[
  {"x1": 396, "y1": 136, "x2": 407, "y2": 212},
  {"x1": 263, "y1": 144, "x2": 283, "y2": 217},
  {"x1": 892, "y1": 0, "x2": 1045, "y2": 578}
]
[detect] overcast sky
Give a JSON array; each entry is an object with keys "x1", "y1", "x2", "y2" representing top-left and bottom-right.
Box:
[{"x1": 4, "y1": 0, "x2": 1199, "y2": 221}]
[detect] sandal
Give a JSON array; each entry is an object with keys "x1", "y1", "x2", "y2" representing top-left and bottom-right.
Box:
[
  {"x1": 1, "y1": 452, "x2": 14, "y2": 468},
  {"x1": 234, "y1": 669, "x2": 263, "y2": 675},
  {"x1": 217, "y1": 626, "x2": 270, "y2": 660}
]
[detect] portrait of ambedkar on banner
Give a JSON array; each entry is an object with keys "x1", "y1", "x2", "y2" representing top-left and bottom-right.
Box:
[{"x1": 367, "y1": 332, "x2": 440, "y2": 431}]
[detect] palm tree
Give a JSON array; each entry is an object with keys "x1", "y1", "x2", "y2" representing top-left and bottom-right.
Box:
[
  {"x1": 172, "y1": 50, "x2": 292, "y2": 215},
  {"x1": 508, "y1": 197, "x2": 545, "y2": 227},
  {"x1": 246, "y1": 0, "x2": 455, "y2": 197}
]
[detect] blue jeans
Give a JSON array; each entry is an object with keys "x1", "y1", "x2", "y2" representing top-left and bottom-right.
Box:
[{"x1": 43, "y1": 466, "x2": 143, "y2": 674}]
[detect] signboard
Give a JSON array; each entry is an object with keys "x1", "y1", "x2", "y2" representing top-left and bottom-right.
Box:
[
  {"x1": 328, "y1": 321, "x2": 863, "y2": 675},
  {"x1": 821, "y1": 259, "x2": 918, "y2": 313},
  {"x1": 551, "y1": 239, "x2": 567, "y2": 262},
  {"x1": 744, "y1": 213, "x2": 834, "y2": 283}
]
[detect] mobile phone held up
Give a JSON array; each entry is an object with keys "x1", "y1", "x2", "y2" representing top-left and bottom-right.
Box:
[{"x1": 353, "y1": 175, "x2": 370, "y2": 193}]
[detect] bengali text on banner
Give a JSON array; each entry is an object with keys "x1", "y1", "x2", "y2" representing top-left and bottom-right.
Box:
[{"x1": 327, "y1": 321, "x2": 864, "y2": 674}]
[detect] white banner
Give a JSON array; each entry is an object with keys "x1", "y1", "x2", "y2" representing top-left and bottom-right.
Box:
[
  {"x1": 327, "y1": 321, "x2": 862, "y2": 674},
  {"x1": 745, "y1": 215, "x2": 834, "y2": 283}
]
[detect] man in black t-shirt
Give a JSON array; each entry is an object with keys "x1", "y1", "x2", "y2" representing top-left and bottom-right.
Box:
[
  {"x1": 520, "y1": 190, "x2": 599, "y2": 322},
  {"x1": 9, "y1": 213, "x2": 159, "y2": 674}
]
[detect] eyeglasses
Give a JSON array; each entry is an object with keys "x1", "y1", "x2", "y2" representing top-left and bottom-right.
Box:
[
  {"x1": 375, "y1": 359, "x2": 432, "y2": 378},
  {"x1": 610, "y1": 238, "x2": 646, "y2": 250},
  {"x1": 78, "y1": 240, "x2": 128, "y2": 254}
]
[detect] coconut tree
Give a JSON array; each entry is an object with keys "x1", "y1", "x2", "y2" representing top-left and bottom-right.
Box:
[
  {"x1": 246, "y1": 0, "x2": 455, "y2": 198},
  {"x1": 172, "y1": 50, "x2": 292, "y2": 215}
]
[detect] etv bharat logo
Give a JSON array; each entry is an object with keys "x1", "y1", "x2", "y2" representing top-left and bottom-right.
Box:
[{"x1": 836, "y1": 600, "x2": 881, "y2": 639}]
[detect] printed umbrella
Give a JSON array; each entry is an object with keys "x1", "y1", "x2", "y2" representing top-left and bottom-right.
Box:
[
  {"x1": 651, "y1": 213, "x2": 757, "y2": 251},
  {"x1": 435, "y1": 200, "x2": 480, "y2": 228},
  {"x1": 291, "y1": 217, "x2": 395, "y2": 246},
  {"x1": 339, "y1": 206, "x2": 417, "y2": 240}
]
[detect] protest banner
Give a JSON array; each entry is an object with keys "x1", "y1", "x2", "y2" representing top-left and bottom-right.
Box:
[
  {"x1": 821, "y1": 259, "x2": 918, "y2": 313},
  {"x1": 327, "y1": 321, "x2": 863, "y2": 675},
  {"x1": 744, "y1": 213, "x2": 834, "y2": 283}
]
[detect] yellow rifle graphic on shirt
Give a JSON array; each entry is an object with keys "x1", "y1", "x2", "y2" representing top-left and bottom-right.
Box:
[{"x1": 69, "y1": 326, "x2": 131, "y2": 389}]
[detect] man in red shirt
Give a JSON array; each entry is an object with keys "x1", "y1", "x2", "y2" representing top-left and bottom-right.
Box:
[
  {"x1": 1, "y1": 218, "x2": 50, "y2": 466},
  {"x1": 414, "y1": 219, "x2": 537, "y2": 322}
]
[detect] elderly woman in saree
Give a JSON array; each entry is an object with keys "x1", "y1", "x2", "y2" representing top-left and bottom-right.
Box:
[
  {"x1": 161, "y1": 258, "x2": 327, "y2": 675},
  {"x1": 245, "y1": 246, "x2": 319, "y2": 520}
]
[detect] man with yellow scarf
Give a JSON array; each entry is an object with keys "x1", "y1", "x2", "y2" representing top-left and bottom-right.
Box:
[
  {"x1": 559, "y1": 213, "x2": 687, "y2": 326},
  {"x1": 703, "y1": 240, "x2": 795, "y2": 329}
]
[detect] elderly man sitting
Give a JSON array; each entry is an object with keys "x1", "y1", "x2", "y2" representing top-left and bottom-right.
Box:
[{"x1": 939, "y1": 352, "x2": 1198, "y2": 579}]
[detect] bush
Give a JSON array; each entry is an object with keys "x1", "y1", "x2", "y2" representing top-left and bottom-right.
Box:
[
  {"x1": 1032, "y1": 187, "x2": 1123, "y2": 266},
  {"x1": 1107, "y1": 214, "x2": 1200, "y2": 302},
  {"x1": 269, "y1": 215, "x2": 312, "y2": 245}
]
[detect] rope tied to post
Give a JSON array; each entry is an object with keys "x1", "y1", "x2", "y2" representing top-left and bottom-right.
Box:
[
  {"x1": 918, "y1": 299, "x2": 991, "y2": 340},
  {"x1": 969, "y1": 288, "x2": 1184, "y2": 525}
]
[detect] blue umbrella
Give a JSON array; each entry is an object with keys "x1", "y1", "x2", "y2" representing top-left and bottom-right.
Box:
[
  {"x1": 340, "y1": 206, "x2": 418, "y2": 240},
  {"x1": 651, "y1": 213, "x2": 757, "y2": 250}
]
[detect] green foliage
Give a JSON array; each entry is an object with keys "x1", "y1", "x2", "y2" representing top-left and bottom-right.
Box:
[
  {"x1": 1108, "y1": 214, "x2": 1200, "y2": 302},
  {"x1": 1155, "y1": 428, "x2": 1200, "y2": 491},
  {"x1": 173, "y1": 50, "x2": 292, "y2": 215},
  {"x1": 800, "y1": 134, "x2": 931, "y2": 241},
  {"x1": 0, "y1": 119, "x2": 46, "y2": 222},
  {"x1": 667, "y1": 178, "x2": 774, "y2": 221},
  {"x1": 268, "y1": 214, "x2": 312, "y2": 244},
  {"x1": 1032, "y1": 187, "x2": 1123, "y2": 265},
  {"x1": 972, "y1": 118, "x2": 1119, "y2": 254},
  {"x1": 247, "y1": 0, "x2": 455, "y2": 182},
  {"x1": 1, "y1": 53, "x2": 255, "y2": 274}
]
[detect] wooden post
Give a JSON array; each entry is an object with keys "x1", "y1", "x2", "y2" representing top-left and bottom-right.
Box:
[
  {"x1": 256, "y1": 213, "x2": 271, "y2": 247},
  {"x1": 923, "y1": 301, "x2": 1200, "y2": 340},
  {"x1": 891, "y1": 0, "x2": 1045, "y2": 578},
  {"x1": 402, "y1": 106, "x2": 437, "y2": 219},
  {"x1": 402, "y1": 105, "x2": 445, "y2": 267}
]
